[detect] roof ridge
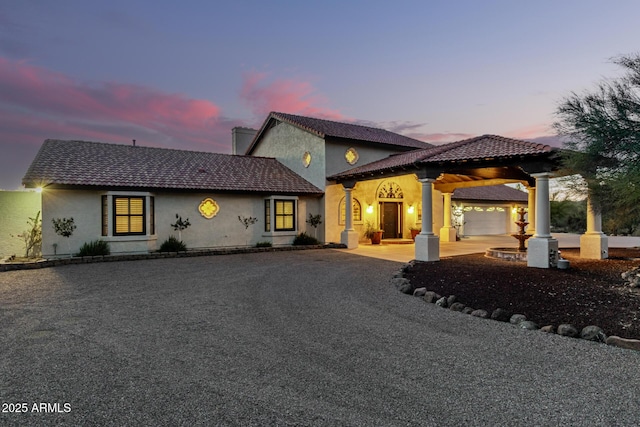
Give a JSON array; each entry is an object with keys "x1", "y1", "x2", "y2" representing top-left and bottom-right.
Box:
[
  {"x1": 42, "y1": 139, "x2": 239, "y2": 157},
  {"x1": 272, "y1": 111, "x2": 399, "y2": 133}
]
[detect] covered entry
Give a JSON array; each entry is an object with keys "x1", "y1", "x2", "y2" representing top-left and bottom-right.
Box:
[{"x1": 330, "y1": 134, "x2": 573, "y2": 268}]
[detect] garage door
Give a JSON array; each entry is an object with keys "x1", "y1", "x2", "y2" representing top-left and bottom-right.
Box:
[{"x1": 463, "y1": 208, "x2": 508, "y2": 235}]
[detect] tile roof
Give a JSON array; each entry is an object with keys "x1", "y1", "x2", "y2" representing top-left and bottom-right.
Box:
[
  {"x1": 245, "y1": 112, "x2": 433, "y2": 153},
  {"x1": 328, "y1": 134, "x2": 558, "y2": 180},
  {"x1": 23, "y1": 139, "x2": 324, "y2": 195},
  {"x1": 452, "y1": 185, "x2": 529, "y2": 202}
]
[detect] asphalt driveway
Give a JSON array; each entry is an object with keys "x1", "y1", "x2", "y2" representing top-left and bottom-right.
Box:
[{"x1": 1, "y1": 250, "x2": 639, "y2": 426}]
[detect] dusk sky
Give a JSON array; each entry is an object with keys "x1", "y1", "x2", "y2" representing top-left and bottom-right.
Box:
[{"x1": 2, "y1": 1, "x2": 640, "y2": 190}]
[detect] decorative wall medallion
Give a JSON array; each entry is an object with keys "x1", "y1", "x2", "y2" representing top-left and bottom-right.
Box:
[
  {"x1": 345, "y1": 147, "x2": 359, "y2": 165},
  {"x1": 199, "y1": 198, "x2": 219, "y2": 219},
  {"x1": 302, "y1": 151, "x2": 311, "y2": 168}
]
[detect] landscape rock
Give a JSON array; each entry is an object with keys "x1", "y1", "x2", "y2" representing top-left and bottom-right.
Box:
[
  {"x1": 557, "y1": 324, "x2": 579, "y2": 338},
  {"x1": 540, "y1": 325, "x2": 555, "y2": 333},
  {"x1": 518, "y1": 321, "x2": 540, "y2": 330},
  {"x1": 449, "y1": 302, "x2": 465, "y2": 312},
  {"x1": 413, "y1": 287, "x2": 427, "y2": 297},
  {"x1": 423, "y1": 291, "x2": 440, "y2": 303},
  {"x1": 446, "y1": 295, "x2": 457, "y2": 306},
  {"x1": 621, "y1": 267, "x2": 640, "y2": 288},
  {"x1": 398, "y1": 282, "x2": 414, "y2": 295},
  {"x1": 391, "y1": 277, "x2": 411, "y2": 290},
  {"x1": 461, "y1": 307, "x2": 474, "y2": 314},
  {"x1": 471, "y1": 309, "x2": 489, "y2": 318},
  {"x1": 606, "y1": 335, "x2": 640, "y2": 351},
  {"x1": 580, "y1": 325, "x2": 607, "y2": 343},
  {"x1": 435, "y1": 297, "x2": 448, "y2": 308},
  {"x1": 490, "y1": 308, "x2": 510, "y2": 322},
  {"x1": 510, "y1": 314, "x2": 527, "y2": 325}
]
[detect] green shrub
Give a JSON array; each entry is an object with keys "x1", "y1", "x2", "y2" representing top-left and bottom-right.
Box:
[
  {"x1": 292, "y1": 232, "x2": 320, "y2": 246},
  {"x1": 256, "y1": 241, "x2": 272, "y2": 248},
  {"x1": 76, "y1": 239, "x2": 110, "y2": 257},
  {"x1": 159, "y1": 236, "x2": 187, "y2": 252}
]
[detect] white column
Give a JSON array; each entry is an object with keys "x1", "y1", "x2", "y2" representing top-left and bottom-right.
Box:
[
  {"x1": 580, "y1": 195, "x2": 608, "y2": 259},
  {"x1": 526, "y1": 186, "x2": 536, "y2": 235},
  {"x1": 439, "y1": 192, "x2": 457, "y2": 242},
  {"x1": 527, "y1": 173, "x2": 558, "y2": 268},
  {"x1": 415, "y1": 178, "x2": 439, "y2": 261},
  {"x1": 340, "y1": 184, "x2": 359, "y2": 249}
]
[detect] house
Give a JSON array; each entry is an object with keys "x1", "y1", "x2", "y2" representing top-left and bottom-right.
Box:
[{"x1": 23, "y1": 111, "x2": 608, "y2": 267}]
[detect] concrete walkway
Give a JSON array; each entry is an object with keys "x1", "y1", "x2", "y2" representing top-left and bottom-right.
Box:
[{"x1": 338, "y1": 233, "x2": 640, "y2": 263}]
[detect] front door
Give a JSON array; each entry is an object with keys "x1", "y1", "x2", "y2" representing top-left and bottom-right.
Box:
[{"x1": 380, "y1": 202, "x2": 402, "y2": 238}]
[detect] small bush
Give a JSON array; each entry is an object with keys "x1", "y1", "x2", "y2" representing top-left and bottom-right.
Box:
[
  {"x1": 256, "y1": 241, "x2": 272, "y2": 248},
  {"x1": 159, "y1": 236, "x2": 187, "y2": 252},
  {"x1": 76, "y1": 239, "x2": 110, "y2": 257},
  {"x1": 292, "y1": 232, "x2": 320, "y2": 246}
]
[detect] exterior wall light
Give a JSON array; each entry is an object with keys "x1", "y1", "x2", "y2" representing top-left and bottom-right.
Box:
[
  {"x1": 408, "y1": 205, "x2": 415, "y2": 214},
  {"x1": 366, "y1": 205, "x2": 374, "y2": 214}
]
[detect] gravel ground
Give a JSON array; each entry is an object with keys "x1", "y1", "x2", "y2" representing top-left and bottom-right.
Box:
[{"x1": 1, "y1": 250, "x2": 640, "y2": 426}]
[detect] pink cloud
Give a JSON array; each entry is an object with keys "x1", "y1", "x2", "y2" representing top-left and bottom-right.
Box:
[
  {"x1": 240, "y1": 71, "x2": 344, "y2": 120},
  {"x1": 505, "y1": 123, "x2": 554, "y2": 141},
  {"x1": 0, "y1": 57, "x2": 225, "y2": 149}
]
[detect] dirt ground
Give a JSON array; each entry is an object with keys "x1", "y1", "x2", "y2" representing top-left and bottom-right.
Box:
[{"x1": 404, "y1": 248, "x2": 640, "y2": 339}]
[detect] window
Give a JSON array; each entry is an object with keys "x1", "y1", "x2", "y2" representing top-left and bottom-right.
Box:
[
  {"x1": 102, "y1": 195, "x2": 108, "y2": 236},
  {"x1": 274, "y1": 200, "x2": 295, "y2": 231},
  {"x1": 339, "y1": 197, "x2": 362, "y2": 225},
  {"x1": 265, "y1": 200, "x2": 271, "y2": 232},
  {"x1": 114, "y1": 196, "x2": 146, "y2": 235}
]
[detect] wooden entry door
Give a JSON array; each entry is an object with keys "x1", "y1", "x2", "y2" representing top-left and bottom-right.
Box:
[{"x1": 380, "y1": 202, "x2": 402, "y2": 238}]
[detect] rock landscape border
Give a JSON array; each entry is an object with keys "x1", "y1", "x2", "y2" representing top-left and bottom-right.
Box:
[{"x1": 392, "y1": 260, "x2": 640, "y2": 352}]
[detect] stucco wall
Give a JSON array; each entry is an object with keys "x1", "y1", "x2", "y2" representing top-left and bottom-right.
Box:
[
  {"x1": 42, "y1": 189, "x2": 104, "y2": 257},
  {"x1": 0, "y1": 190, "x2": 42, "y2": 257},
  {"x1": 40, "y1": 189, "x2": 321, "y2": 257},
  {"x1": 325, "y1": 140, "x2": 410, "y2": 179},
  {"x1": 251, "y1": 122, "x2": 327, "y2": 190}
]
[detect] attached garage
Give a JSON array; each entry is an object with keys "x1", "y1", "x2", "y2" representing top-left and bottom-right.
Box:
[
  {"x1": 452, "y1": 186, "x2": 528, "y2": 236},
  {"x1": 461, "y1": 206, "x2": 510, "y2": 235}
]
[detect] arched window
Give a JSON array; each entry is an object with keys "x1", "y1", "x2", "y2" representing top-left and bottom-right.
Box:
[
  {"x1": 377, "y1": 181, "x2": 404, "y2": 199},
  {"x1": 339, "y1": 197, "x2": 362, "y2": 225}
]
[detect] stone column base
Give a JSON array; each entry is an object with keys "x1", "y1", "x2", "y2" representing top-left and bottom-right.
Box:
[
  {"x1": 415, "y1": 234, "x2": 439, "y2": 262},
  {"x1": 527, "y1": 237, "x2": 559, "y2": 268},
  {"x1": 580, "y1": 233, "x2": 608, "y2": 259},
  {"x1": 439, "y1": 226, "x2": 457, "y2": 243},
  {"x1": 340, "y1": 230, "x2": 360, "y2": 249}
]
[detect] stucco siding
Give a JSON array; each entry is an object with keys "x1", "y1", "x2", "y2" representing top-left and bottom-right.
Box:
[
  {"x1": 42, "y1": 189, "x2": 104, "y2": 257},
  {"x1": 40, "y1": 189, "x2": 321, "y2": 256},
  {"x1": 325, "y1": 140, "x2": 410, "y2": 179},
  {"x1": 251, "y1": 122, "x2": 327, "y2": 190}
]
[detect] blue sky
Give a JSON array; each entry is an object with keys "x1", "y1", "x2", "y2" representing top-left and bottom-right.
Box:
[{"x1": 1, "y1": 0, "x2": 640, "y2": 189}]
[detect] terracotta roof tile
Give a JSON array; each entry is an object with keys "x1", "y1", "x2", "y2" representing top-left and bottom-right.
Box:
[
  {"x1": 452, "y1": 185, "x2": 529, "y2": 202},
  {"x1": 246, "y1": 112, "x2": 433, "y2": 153},
  {"x1": 23, "y1": 140, "x2": 323, "y2": 195},
  {"x1": 328, "y1": 134, "x2": 558, "y2": 180}
]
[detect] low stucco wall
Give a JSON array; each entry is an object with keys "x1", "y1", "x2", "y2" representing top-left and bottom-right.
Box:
[{"x1": 0, "y1": 191, "x2": 42, "y2": 257}]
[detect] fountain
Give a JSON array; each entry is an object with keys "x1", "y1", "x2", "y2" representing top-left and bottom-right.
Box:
[
  {"x1": 485, "y1": 207, "x2": 533, "y2": 261},
  {"x1": 512, "y1": 207, "x2": 532, "y2": 251}
]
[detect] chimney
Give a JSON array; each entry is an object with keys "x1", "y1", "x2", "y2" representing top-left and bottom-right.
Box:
[{"x1": 132, "y1": 139, "x2": 136, "y2": 146}]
